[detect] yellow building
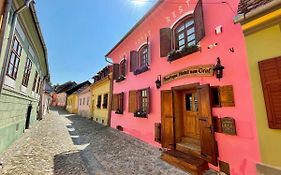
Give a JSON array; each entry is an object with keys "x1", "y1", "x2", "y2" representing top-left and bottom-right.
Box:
[
  {"x1": 66, "y1": 81, "x2": 91, "y2": 114},
  {"x1": 235, "y1": 0, "x2": 281, "y2": 173},
  {"x1": 90, "y1": 66, "x2": 112, "y2": 126},
  {"x1": 66, "y1": 93, "x2": 78, "y2": 114}
]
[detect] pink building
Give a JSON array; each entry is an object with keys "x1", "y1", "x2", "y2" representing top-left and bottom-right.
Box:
[
  {"x1": 107, "y1": 0, "x2": 260, "y2": 174},
  {"x1": 77, "y1": 86, "x2": 92, "y2": 118}
]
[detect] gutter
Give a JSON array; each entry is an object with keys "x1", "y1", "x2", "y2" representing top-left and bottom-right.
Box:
[
  {"x1": 0, "y1": 0, "x2": 34, "y2": 95},
  {"x1": 234, "y1": 0, "x2": 281, "y2": 23}
]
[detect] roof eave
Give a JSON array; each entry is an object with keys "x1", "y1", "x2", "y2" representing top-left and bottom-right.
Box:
[
  {"x1": 234, "y1": 0, "x2": 281, "y2": 24},
  {"x1": 105, "y1": 0, "x2": 164, "y2": 58}
]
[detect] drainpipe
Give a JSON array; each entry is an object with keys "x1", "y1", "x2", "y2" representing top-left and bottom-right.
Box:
[
  {"x1": 105, "y1": 57, "x2": 113, "y2": 127},
  {"x1": 0, "y1": 0, "x2": 35, "y2": 95}
]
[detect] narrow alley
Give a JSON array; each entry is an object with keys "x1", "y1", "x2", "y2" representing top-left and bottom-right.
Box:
[{"x1": 0, "y1": 108, "x2": 189, "y2": 175}]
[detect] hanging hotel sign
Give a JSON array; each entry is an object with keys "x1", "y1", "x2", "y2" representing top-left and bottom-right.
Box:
[{"x1": 163, "y1": 64, "x2": 214, "y2": 84}]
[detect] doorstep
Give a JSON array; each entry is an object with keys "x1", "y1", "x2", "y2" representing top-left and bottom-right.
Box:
[{"x1": 161, "y1": 150, "x2": 209, "y2": 175}]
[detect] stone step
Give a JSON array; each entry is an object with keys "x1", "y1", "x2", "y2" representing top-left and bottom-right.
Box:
[
  {"x1": 176, "y1": 142, "x2": 201, "y2": 157},
  {"x1": 161, "y1": 150, "x2": 209, "y2": 175},
  {"x1": 181, "y1": 137, "x2": 201, "y2": 145}
]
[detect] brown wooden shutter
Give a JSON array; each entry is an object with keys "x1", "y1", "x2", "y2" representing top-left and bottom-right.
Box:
[
  {"x1": 198, "y1": 84, "x2": 218, "y2": 165},
  {"x1": 219, "y1": 85, "x2": 235, "y2": 107},
  {"x1": 113, "y1": 64, "x2": 119, "y2": 80},
  {"x1": 146, "y1": 87, "x2": 150, "y2": 114},
  {"x1": 160, "y1": 28, "x2": 172, "y2": 57},
  {"x1": 194, "y1": 0, "x2": 205, "y2": 43},
  {"x1": 259, "y1": 57, "x2": 281, "y2": 129},
  {"x1": 129, "y1": 90, "x2": 138, "y2": 113},
  {"x1": 130, "y1": 50, "x2": 139, "y2": 72},
  {"x1": 112, "y1": 94, "x2": 118, "y2": 111},
  {"x1": 161, "y1": 90, "x2": 174, "y2": 149},
  {"x1": 119, "y1": 92, "x2": 124, "y2": 112}
]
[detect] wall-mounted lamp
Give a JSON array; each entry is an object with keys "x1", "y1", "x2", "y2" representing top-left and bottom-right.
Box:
[
  {"x1": 213, "y1": 57, "x2": 224, "y2": 80},
  {"x1": 155, "y1": 75, "x2": 162, "y2": 89}
]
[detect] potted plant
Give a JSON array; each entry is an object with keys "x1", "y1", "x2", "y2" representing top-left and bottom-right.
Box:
[
  {"x1": 115, "y1": 109, "x2": 123, "y2": 114},
  {"x1": 116, "y1": 75, "x2": 125, "y2": 82},
  {"x1": 180, "y1": 45, "x2": 199, "y2": 56},
  {"x1": 167, "y1": 50, "x2": 182, "y2": 61}
]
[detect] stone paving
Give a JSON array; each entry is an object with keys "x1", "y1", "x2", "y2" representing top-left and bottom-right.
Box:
[{"x1": 0, "y1": 108, "x2": 190, "y2": 175}]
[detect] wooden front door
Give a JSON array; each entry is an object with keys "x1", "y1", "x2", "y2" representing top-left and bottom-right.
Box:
[
  {"x1": 161, "y1": 90, "x2": 174, "y2": 149},
  {"x1": 182, "y1": 90, "x2": 200, "y2": 139},
  {"x1": 198, "y1": 84, "x2": 217, "y2": 165}
]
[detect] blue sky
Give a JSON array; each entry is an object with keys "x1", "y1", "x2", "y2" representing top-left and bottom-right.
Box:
[{"x1": 36, "y1": 0, "x2": 156, "y2": 85}]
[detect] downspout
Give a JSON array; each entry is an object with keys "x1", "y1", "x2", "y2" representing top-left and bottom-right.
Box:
[
  {"x1": 105, "y1": 57, "x2": 113, "y2": 127},
  {"x1": 0, "y1": 0, "x2": 12, "y2": 66},
  {"x1": 0, "y1": 0, "x2": 35, "y2": 95}
]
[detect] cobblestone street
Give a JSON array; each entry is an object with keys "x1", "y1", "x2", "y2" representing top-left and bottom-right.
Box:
[{"x1": 0, "y1": 108, "x2": 189, "y2": 175}]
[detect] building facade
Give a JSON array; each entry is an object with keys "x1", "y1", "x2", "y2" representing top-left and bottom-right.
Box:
[
  {"x1": 66, "y1": 81, "x2": 91, "y2": 114},
  {"x1": 77, "y1": 86, "x2": 91, "y2": 118},
  {"x1": 51, "y1": 81, "x2": 77, "y2": 107},
  {"x1": 90, "y1": 66, "x2": 112, "y2": 125},
  {"x1": 107, "y1": 0, "x2": 260, "y2": 174},
  {"x1": 0, "y1": 0, "x2": 49, "y2": 153},
  {"x1": 235, "y1": 0, "x2": 281, "y2": 174}
]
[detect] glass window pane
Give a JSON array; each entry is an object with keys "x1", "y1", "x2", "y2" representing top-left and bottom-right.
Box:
[
  {"x1": 17, "y1": 46, "x2": 22, "y2": 56},
  {"x1": 13, "y1": 39, "x2": 18, "y2": 51},
  {"x1": 10, "y1": 53, "x2": 15, "y2": 65},
  {"x1": 188, "y1": 40, "x2": 196, "y2": 47},
  {"x1": 179, "y1": 39, "x2": 185, "y2": 46},
  {"x1": 178, "y1": 33, "x2": 184, "y2": 40},
  {"x1": 179, "y1": 45, "x2": 185, "y2": 50},
  {"x1": 177, "y1": 24, "x2": 185, "y2": 33},
  {"x1": 187, "y1": 27, "x2": 195, "y2": 35},
  {"x1": 185, "y1": 20, "x2": 194, "y2": 28},
  {"x1": 187, "y1": 34, "x2": 195, "y2": 42},
  {"x1": 8, "y1": 65, "x2": 13, "y2": 76},
  {"x1": 185, "y1": 94, "x2": 192, "y2": 111},
  {"x1": 194, "y1": 93, "x2": 198, "y2": 111}
]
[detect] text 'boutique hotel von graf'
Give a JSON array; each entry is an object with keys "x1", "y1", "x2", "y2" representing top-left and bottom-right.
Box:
[{"x1": 106, "y1": 0, "x2": 261, "y2": 174}]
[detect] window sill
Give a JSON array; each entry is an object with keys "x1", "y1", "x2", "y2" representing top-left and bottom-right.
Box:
[
  {"x1": 134, "y1": 111, "x2": 148, "y2": 118},
  {"x1": 167, "y1": 45, "x2": 199, "y2": 62},
  {"x1": 116, "y1": 75, "x2": 126, "y2": 82},
  {"x1": 133, "y1": 66, "x2": 149, "y2": 75}
]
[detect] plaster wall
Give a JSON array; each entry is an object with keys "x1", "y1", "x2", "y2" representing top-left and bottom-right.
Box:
[
  {"x1": 91, "y1": 77, "x2": 111, "y2": 125},
  {"x1": 244, "y1": 20, "x2": 281, "y2": 167},
  {"x1": 108, "y1": 0, "x2": 260, "y2": 174},
  {"x1": 78, "y1": 87, "x2": 91, "y2": 118}
]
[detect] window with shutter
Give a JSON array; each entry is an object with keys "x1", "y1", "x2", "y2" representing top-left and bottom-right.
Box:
[
  {"x1": 130, "y1": 50, "x2": 138, "y2": 72},
  {"x1": 130, "y1": 44, "x2": 151, "y2": 75},
  {"x1": 259, "y1": 56, "x2": 281, "y2": 129},
  {"x1": 112, "y1": 92, "x2": 124, "y2": 114},
  {"x1": 114, "y1": 59, "x2": 127, "y2": 82},
  {"x1": 113, "y1": 63, "x2": 120, "y2": 80},
  {"x1": 22, "y1": 58, "x2": 32, "y2": 87},
  {"x1": 129, "y1": 87, "x2": 150, "y2": 118},
  {"x1": 160, "y1": 0, "x2": 204, "y2": 61}
]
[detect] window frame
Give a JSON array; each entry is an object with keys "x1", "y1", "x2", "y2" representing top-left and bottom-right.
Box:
[
  {"x1": 102, "y1": 93, "x2": 108, "y2": 109},
  {"x1": 138, "y1": 44, "x2": 149, "y2": 68},
  {"x1": 97, "y1": 95, "x2": 102, "y2": 108},
  {"x1": 22, "y1": 58, "x2": 32, "y2": 87},
  {"x1": 32, "y1": 71, "x2": 38, "y2": 92},
  {"x1": 173, "y1": 16, "x2": 196, "y2": 51},
  {"x1": 6, "y1": 36, "x2": 22, "y2": 80}
]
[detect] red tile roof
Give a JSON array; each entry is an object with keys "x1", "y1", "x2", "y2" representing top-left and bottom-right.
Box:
[{"x1": 237, "y1": 0, "x2": 274, "y2": 14}]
